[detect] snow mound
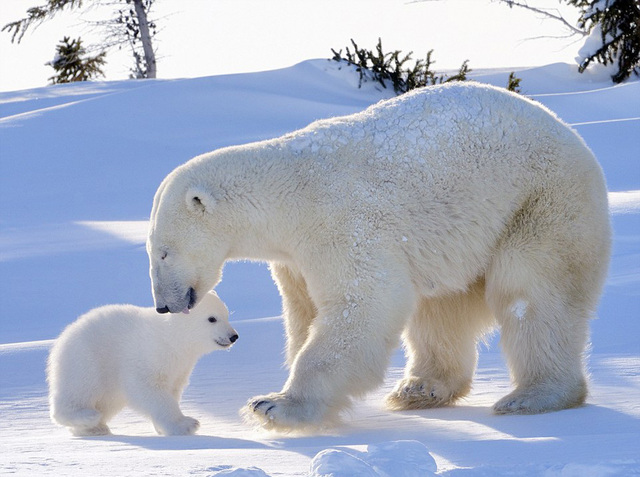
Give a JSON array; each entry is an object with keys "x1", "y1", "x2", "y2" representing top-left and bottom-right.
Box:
[
  {"x1": 310, "y1": 440, "x2": 437, "y2": 477},
  {"x1": 609, "y1": 190, "x2": 640, "y2": 215},
  {"x1": 207, "y1": 466, "x2": 271, "y2": 477},
  {"x1": 310, "y1": 449, "x2": 379, "y2": 477},
  {"x1": 366, "y1": 440, "x2": 437, "y2": 476}
]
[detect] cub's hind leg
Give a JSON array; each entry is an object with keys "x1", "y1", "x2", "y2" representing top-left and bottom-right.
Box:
[{"x1": 50, "y1": 401, "x2": 111, "y2": 436}]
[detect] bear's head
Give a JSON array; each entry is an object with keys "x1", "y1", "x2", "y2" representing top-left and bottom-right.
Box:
[
  {"x1": 147, "y1": 164, "x2": 234, "y2": 314},
  {"x1": 183, "y1": 290, "x2": 238, "y2": 351}
]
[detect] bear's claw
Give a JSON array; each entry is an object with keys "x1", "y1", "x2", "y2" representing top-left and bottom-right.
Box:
[{"x1": 249, "y1": 399, "x2": 277, "y2": 416}]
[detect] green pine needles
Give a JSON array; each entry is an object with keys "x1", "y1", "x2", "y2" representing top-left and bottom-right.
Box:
[
  {"x1": 47, "y1": 36, "x2": 106, "y2": 84},
  {"x1": 331, "y1": 38, "x2": 471, "y2": 94},
  {"x1": 569, "y1": 0, "x2": 640, "y2": 83},
  {"x1": 331, "y1": 38, "x2": 522, "y2": 95}
]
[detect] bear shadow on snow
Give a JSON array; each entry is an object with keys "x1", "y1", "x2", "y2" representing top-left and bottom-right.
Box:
[{"x1": 86, "y1": 434, "x2": 271, "y2": 451}]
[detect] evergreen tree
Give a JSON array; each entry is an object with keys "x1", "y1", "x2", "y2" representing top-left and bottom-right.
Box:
[
  {"x1": 47, "y1": 36, "x2": 106, "y2": 84},
  {"x1": 569, "y1": 0, "x2": 639, "y2": 83}
]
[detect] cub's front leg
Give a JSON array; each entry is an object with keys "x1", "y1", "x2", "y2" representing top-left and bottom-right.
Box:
[{"x1": 126, "y1": 380, "x2": 199, "y2": 436}]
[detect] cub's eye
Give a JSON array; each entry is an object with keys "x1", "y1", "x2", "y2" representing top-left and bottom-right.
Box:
[
  {"x1": 160, "y1": 251, "x2": 168, "y2": 260},
  {"x1": 208, "y1": 316, "x2": 217, "y2": 323}
]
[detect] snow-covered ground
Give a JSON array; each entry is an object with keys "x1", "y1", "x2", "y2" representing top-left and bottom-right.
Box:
[
  {"x1": 1, "y1": 37, "x2": 639, "y2": 477},
  {"x1": 2, "y1": 58, "x2": 639, "y2": 476}
]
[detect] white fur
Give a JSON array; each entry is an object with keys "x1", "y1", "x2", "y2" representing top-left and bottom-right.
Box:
[
  {"x1": 48, "y1": 291, "x2": 237, "y2": 436},
  {"x1": 147, "y1": 82, "x2": 611, "y2": 431}
]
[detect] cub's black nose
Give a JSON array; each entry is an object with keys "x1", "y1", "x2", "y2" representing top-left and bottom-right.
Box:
[
  {"x1": 156, "y1": 306, "x2": 170, "y2": 314},
  {"x1": 230, "y1": 334, "x2": 239, "y2": 343}
]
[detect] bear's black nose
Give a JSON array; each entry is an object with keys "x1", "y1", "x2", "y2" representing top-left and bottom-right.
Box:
[
  {"x1": 156, "y1": 306, "x2": 170, "y2": 314},
  {"x1": 230, "y1": 334, "x2": 239, "y2": 343}
]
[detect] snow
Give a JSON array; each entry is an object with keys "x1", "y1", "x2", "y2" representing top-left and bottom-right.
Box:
[
  {"x1": 1, "y1": 9, "x2": 640, "y2": 476},
  {"x1": 510, "y1": 300, "x2": 528, "y2": 321}
]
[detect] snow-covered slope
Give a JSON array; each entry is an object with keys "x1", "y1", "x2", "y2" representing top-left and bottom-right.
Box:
[{"x1": 1, "y1": 61, "x2": 639, "y2": 476}]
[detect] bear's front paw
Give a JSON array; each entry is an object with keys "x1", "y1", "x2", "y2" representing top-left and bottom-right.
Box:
[
  {"x1": 156, "y1": 416, "x2": 200, "y2": 436},
  {"x1": 242, "y1": 392, "x2": 323, "y2": 432},
  {"x1": 385, "y1": 377, "x2": 459, "y2": 411}
]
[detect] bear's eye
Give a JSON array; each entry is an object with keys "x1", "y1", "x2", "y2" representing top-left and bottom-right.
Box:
[
  {"x1": 208, "y1": 316, "x2": 217, "y2": 323},
  {"x1": 160, "y1": 251, "x2": 168, "y2": 260}
]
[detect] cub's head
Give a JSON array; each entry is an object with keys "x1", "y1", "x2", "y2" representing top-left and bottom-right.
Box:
[
  {"x1": 147, "y1": 165, "x2": 232, "y2": 314},
  {"x1": 185, "y1": 290, "x2": 238, "y2": 351}
]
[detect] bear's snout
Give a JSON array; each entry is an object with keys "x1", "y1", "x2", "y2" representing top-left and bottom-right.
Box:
[{"x1": 154, "y1": 287, "x2": 197, "y2": 314}]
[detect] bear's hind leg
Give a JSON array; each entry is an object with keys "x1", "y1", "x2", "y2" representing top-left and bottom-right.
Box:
[
  {"x1": 386, "y1": 279, "x2": 495, "y2": 410},
  {"x1": 489, "y1": 288, "x2": 590, "y2": 414},
  {"x1": 486, "y1": 231, "x2": 601, "y2": 414}
]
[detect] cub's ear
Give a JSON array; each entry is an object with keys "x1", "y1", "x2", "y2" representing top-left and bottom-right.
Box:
[{"x1": 185, "y1": 186, "x2": 217, "y2": 214}]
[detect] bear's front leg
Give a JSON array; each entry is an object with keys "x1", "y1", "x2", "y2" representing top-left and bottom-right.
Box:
[
  {"x1": 270, "y1": 263, "x2": 317, "y2": 368},
  {"x1": 244, "y1": 267, "x2": 415, "y2": 432}
]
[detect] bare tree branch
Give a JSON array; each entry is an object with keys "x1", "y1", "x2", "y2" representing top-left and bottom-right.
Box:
[
  {"x1": 406, "y1": 0, "x2": 587, "y2": 38},
  {"x1": 493, "y1": 0, "x2": 587, "y2": 37}
]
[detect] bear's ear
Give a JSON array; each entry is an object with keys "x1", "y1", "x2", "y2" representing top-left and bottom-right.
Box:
[{"x1": 185, "y1": 186, "x2": 217, "y2": 214}]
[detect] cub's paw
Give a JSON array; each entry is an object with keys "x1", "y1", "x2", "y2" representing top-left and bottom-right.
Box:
[
  {"x1": 71, "y1": 423, "x2": 111, "y2": 436},
  {"x1": 157, "y1": 416, "x2": 200, "y2": 436},
  {"x1": 385, "y1": 376, "x2": 461, "y2": 411},
  {"x1": 242, "y1": 392, "x2": 323, "y2": 432}
]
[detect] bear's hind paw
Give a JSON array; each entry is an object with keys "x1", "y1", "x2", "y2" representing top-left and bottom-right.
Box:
[
  {"x1": 385, "y1": 377, "x2": 459, "y2": 411},
  {"x1": 493, "y1": 384, "x2": 586, "y2": 415}
]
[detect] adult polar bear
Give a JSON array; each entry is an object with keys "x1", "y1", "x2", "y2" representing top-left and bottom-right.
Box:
[{"x1": 147, "y1": 82, "x2": 610, "y2": 431}]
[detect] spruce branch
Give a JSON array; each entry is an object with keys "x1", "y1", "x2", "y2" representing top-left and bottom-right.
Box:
[{"x1": 2, "y1": 1, "x2": 84, "y2": 43}]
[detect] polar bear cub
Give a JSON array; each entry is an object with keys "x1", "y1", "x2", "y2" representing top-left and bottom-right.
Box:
[{"x1": 48, "y1": 291, "x2": 237, "y2": 436}]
